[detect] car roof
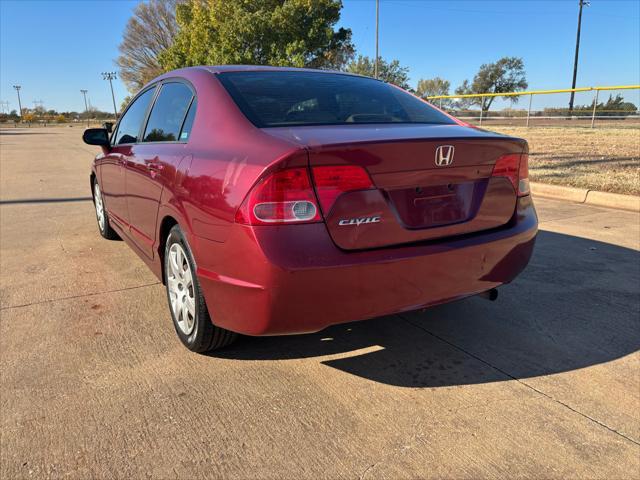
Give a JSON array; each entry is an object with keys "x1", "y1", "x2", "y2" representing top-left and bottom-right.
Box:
[{"x1": 196, "y1": 65, "x2": 369, "y2": 78}]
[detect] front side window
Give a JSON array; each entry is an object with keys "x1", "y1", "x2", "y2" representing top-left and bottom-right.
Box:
[
  {"x1": 217, "y1": 71, "x2": 455, "y2": 128},
  {"x1": 114, "y1": 87, "x2": 156, "y2": 145},
  {"x1": 143, "y1": 82, "x2": 193, "y2": 142}
]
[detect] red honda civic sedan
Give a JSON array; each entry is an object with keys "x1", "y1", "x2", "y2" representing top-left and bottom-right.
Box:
[{"x1": 84, "y1": 66, "x2": 537, "y2": 352}]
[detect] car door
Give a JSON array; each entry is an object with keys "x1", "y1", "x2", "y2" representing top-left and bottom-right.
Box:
[
  {"x1": 101, "y1": 86, "x2": 157, "y2": 230},
  {"x1": 125, "y1": 81, "x2": 196, "y2": 259}
]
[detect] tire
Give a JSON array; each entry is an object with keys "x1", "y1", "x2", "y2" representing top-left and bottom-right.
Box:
[
  {"x1": 93, "y1": 180, "x2": 119, "y2": 240},
  {"x1": 164, "y1": 225, "x2": 237, "y2": 352}
]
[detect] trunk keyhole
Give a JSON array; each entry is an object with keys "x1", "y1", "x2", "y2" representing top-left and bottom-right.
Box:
[
  {"x1": 415, "y1": 187, "x2": 423, "y2": 194},
  {"x1": 447, "y1": 183, "x2": 454, "y2": 191}
]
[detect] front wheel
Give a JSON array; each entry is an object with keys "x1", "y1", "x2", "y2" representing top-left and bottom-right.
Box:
[
  {"x1": 164, "y1": 225, "x2": 237, "y2": 352},
  {"x1": 93, "y1": 180, "x2": 119, "y2": 240}
]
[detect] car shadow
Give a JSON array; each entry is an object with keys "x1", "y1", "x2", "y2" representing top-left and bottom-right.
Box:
[
  {"x1": 210, "y1": 230, "x2": 640, "y2": 388},
  {"x1": 0, "y1": 196, "x2": 92, "y2": 205},
  {"x1": 0, "y1": 131, "x2": 58, "y2": 135}
]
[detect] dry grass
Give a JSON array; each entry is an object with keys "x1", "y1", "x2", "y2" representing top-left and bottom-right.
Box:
[{"x1": 487, "y1": 126, "x2": 640, "y2": 195}]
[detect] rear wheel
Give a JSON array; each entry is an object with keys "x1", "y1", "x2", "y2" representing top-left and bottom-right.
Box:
[
  {"x1": 164, "y1": 225, "x2": 237, "y2": 352},
  {"x1": 93, "y1": 180, "x2": 119, "y2": 240}
]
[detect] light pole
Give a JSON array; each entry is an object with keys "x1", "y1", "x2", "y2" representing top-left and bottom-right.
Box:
[
  {"x1": 374, "y1": 0, "x2": 379, "y2": 79},
  {"x1": 12, "y1": 85, "x2": 23, "y2": 121},
  {"x1": 80, "y1": 89, "x2": 89, "y2": 126},
  {"x1": 568, "y1": 0, "x2": 589, "y2": 114},
  {"x1": 102, "y1": 72, "x2": 118, "y2": 118}
]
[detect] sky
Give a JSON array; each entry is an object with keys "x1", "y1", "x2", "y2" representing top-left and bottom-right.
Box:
[{"x1": 1, "y1": 0, "x2": 639, "y2": 114}]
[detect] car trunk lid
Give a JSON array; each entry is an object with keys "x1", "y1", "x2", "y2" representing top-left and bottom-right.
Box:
[{"x1": 264, "y1": 124, "x2": 527, "y2": 250}]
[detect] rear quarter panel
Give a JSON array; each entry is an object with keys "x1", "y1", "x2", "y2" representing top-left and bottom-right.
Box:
[{"x1": 151, "y1": 68, "x2": 302, "y2": 258}]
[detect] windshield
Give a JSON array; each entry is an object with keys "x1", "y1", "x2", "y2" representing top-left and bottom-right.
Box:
[{"x1": 217, "y1": 71, "x2": 455, "y2": 128}]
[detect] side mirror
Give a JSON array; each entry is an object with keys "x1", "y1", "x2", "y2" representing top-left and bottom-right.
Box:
[{"x1": 83, "y1": 128, "x2": 110, "y2": 147}]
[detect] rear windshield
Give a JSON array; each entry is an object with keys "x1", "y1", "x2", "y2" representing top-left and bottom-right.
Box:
[{"x1": 217, "y1": 71, "x2": 455, "y2": 128}]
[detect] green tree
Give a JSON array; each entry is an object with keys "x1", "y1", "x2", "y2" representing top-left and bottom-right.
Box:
[
  {"x1": 416, "y1": 77, "x2": 450, "y2": 99},
  {"x1": 345, "y1": 55, "x2": 410, "y2": 89},
  {"x1": 117, "y1": 0, "x2": 180, "y2": 92},
  {"x1": 455, "y1": 57, "x2": 528, "y2": 112},
  {"x1": 601, "y1": 94, "x2": 637, "y2": 115},
  {"x1": 159, "y1": 0, "x2": 353, "y2": 71}
]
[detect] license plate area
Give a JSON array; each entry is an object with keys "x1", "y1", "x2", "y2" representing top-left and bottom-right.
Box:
[{"x1": 386, "y1": 180, "x2": 487, "y2": 229}]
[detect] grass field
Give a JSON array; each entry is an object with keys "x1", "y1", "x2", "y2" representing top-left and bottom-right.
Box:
[{"x1": 488, "y1": 126, "x2": 640, "y2": 195}]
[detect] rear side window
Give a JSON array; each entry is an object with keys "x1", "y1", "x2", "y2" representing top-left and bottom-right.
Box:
[
  {"x1": 143, "y1": 82, "x2": 194, "y2": 142},
  {"x1": 179, "y1": 98, "x2": 197, "y2": 141},
  {"x1": 217, "y1": 71, "x2": 455, "y2": 128},
  {"x1": 114, "y1": 87, "x2": 156, "y2": 145}
]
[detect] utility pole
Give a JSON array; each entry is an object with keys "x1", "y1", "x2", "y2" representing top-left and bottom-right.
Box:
[
  {"x1": 0, "y1": 101, "x2": 9, "y2": 114},
  {"x1": 568, "y1": 0, "x2": 589, "y2": 113},
  {"x1": 80, "y1": 89, "x2": 89, "y2": 127},
  {"x1": 12, "y1": 85, "x2": 22, "y2": 120},
  {"x1": 374, "y1": 0, "x2": 379, "y2": 79},
  {"x1": 102, "y1": 72, "x2": 118, "y2": 118}
]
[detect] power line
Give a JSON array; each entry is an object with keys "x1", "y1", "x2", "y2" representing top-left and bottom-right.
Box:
[{"x1": 385, "y1": 1, "x2": 638, "y2": 20}]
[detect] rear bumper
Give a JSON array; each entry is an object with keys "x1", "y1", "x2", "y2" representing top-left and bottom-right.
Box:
[{"x1": 195, "y1": 196, "x2": 538, "y2": 335}]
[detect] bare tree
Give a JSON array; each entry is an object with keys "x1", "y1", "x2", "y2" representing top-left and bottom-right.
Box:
[{"x1": 116, "y1": 0, "x2": 180, "y2": 92}]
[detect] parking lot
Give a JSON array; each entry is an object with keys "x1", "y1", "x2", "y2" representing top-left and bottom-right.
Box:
[{"x1": 1, "y1": 127, "x2": 638, "y2": 479}]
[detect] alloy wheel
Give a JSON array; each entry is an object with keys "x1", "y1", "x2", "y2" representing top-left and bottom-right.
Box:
[
  {"x1": 94, "y1": 182, "x2": 105, "y2": 231},
  {"x1": 167, "y1": 243, "x2": 196, "y2": 335}
]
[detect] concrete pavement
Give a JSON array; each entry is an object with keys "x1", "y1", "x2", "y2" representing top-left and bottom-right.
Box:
[{"x1": 1, "y1": 127, "x2": 639, "y2": 479}]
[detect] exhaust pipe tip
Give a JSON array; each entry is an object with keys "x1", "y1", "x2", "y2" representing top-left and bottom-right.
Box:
[{"x1": 479, "y1": 288, "x2": 499, "y2": 301}]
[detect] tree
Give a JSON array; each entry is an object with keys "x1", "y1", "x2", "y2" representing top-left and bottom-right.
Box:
[
  {"x1": 601, "y1": 94, "x2": 637, "y2": 116},
  {"x1": 415, "y1": 77, "x2": 450, "y2": 99},
  {"x1": 306, "y1": 26, "x2": 354, "y2": 70},
  {"x1": 160, "y1": 0, "x2": 353, "y2": 71},
  {"x1": 345, "y1": 55, "x2": 410, "y2": 89},
  {"x1": 116, "y1": 0, "x2": 180, "y2": 92},
  {"x1": 120, "y1": 95, "x2": 132, "y2": 113},
  {"x1": 455, "y1": 57, "x2": 528, "y2": 112}
]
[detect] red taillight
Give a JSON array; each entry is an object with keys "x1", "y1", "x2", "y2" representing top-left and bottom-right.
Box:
[
  {"x1": 235, "y1": 168, "x2": 322, "y2": 225},
  {"x1": 312, "y1": 165, "x2": 375, "y2": 215},
  {"x1": 491, "y1": 153, "x2": 530, "y2": 197}
]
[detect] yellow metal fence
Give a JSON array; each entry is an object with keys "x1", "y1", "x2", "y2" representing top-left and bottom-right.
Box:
[{"x1": 426, "y1": 85, "x2": 640, "y2": 128}]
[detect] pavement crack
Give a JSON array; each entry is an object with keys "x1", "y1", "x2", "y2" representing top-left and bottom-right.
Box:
[
  {"x1": 0, "y1": 282, "x2": 161, "y2": 311},
  {"x1": 358, "y1": 462, "x2": 378, "y2": 480},
  {"x1": 397, "y1": 313, "x2": 640, "y2": 447}
]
